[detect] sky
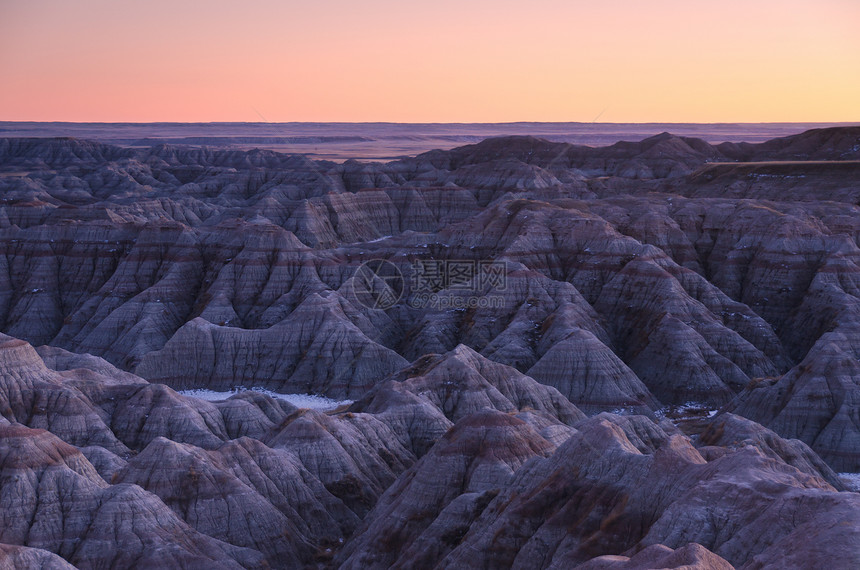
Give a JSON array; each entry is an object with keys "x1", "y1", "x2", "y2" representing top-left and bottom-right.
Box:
[{"x1": 1, "y1": 0, "x2": 858, "y2": 123}]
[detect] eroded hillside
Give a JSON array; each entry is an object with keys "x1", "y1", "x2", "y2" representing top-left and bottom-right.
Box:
[{"x1": 1, "y1": 128, "x2": 859, "y2": 568}]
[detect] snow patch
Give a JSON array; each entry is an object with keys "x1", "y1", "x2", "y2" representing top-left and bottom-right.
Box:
[
  {"x1": 655, "y1": 402, "x2": 719, "y2": 423},
  {"x1": 364, "y1": 234, "x2": 393, "y2": 244},
  {"x1": 838, "y1": 473, "x2": 860, "y2": 492},
  {"x1": 179, "y1": 387, "x2": 352, "y2": 411}
]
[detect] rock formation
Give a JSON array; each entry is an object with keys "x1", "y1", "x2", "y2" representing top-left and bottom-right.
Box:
[{"x1": 1, "y1": 126, "x2": 860, "y2": 567}]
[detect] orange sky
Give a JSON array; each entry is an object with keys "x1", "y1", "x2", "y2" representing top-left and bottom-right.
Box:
[{"x1": 1, "y1": 0, "x2": 858, "y2": 123}]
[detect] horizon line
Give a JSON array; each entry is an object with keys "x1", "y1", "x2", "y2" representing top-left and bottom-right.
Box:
[{"x1": 2, "y1": 120, "x2": 860, "y2": 127}]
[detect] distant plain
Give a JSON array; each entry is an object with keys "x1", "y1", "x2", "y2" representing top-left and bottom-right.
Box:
[{"x1": 2, "y1": 121, "x2": 856, "y2": 161}]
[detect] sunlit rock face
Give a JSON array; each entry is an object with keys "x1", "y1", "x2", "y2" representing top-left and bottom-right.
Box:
[{"x1": 1, "y1": 126, "x2": 860, "y2": 567}]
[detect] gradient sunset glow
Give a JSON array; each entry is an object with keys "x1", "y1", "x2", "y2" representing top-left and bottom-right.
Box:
[{"x1": 2, "y1": 0, "x2": 858, "y2": 123}]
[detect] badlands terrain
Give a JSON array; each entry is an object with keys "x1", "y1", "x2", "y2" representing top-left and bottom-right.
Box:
[{"x1": 0, "y1": 126, "x2": 859, "y2": 568}]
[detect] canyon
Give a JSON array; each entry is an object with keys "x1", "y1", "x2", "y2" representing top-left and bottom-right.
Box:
[{"x1": 0, "y1": 126, "x2": 859, "y2": 568}]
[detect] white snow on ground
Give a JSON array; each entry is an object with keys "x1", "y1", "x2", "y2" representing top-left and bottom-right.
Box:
[
  {"x1": 364, "y1": 234, "x2": 393, "y2": 243},
  {"x1": 654, "y1": 402, "x2": 719, "y2": 423},
  {"x1": 179, "y1": 387, "x2": 352, "y2": 411},
  {"x1": 838, "y1": 473, "x2": 860, "y2": 492}
]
